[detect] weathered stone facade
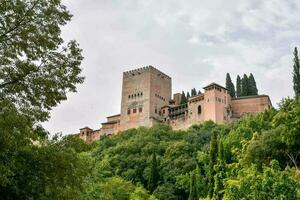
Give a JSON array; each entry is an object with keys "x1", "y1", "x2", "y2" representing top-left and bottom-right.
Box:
[{"x1": 79, "y1": 66, "x2": 272, "y2": 142}]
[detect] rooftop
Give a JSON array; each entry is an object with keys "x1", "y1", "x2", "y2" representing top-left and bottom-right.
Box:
[{"x1": 203, "y1": 82, "x2": 228, "y2": 91}]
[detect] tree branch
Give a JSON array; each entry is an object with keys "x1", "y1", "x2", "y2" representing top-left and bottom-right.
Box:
[
  {"x1": 0, "y1": 1, "x2": 38, "y2": 41},
  {"x1": 286, "y1": 151, "x2": 298, "y2": 170}
]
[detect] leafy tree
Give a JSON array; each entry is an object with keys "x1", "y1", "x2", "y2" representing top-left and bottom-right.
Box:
[
  {"x1": 241, "y1": 74, "x2": 249, "y2": 96},
  {"x1": 148, "y1": 152, "x2": 159, "y2": 192},
  {"x1": 293, "y1": 47, "x2": 300, "y2": 98},
  {"x1": 248, "y1": 73, "x2": 258, "y2": 95},
  {"x1": 188, "y1": 171, "x2": 198, "y2": 200},
  {"x1": 236, "y1": 75, "x2": 242, "y2": 97},
  {"x1": 224, "y1": 161, "x2": 299, "y2": 200},
  {"x1": 208, "y1": 130, "x2": 218, "y2": 198},
  {"x1": 0, "y1": 109, "x2": 91, "y2": 200},
  {"x1": 180, "y1": 91, "x2": 187, "y2": 104},
  {"x1": 0, "y1": 0, "x2": 84, "y2": 122},
  {"x1": 153, "y1": 184, "x2": 177, "y2": 200},
  {"x1": 272, "y1": 98, "x2": 300, "y2": 169},
  {"x1": 0, "y1": 1, "x2": 87, "y2": 199},
  {"x1": 226, "y1": 73, "x2": 235, "y2": 97}
]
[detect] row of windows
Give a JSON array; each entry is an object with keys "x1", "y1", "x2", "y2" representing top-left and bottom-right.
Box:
[
  {"x1": 127, "y1": 107, "x2": 143, "y2": 114},
  {"x1": 207, "y1": 97, "x2": 226, "y2": 104},
  {"x1": 155, "y1": 93, "x2": 166, "y2": 101},
  {"x1": 128, "y1": 92, "x2": 143, "y2": 99}
]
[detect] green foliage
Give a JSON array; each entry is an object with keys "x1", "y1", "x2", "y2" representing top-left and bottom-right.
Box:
[
  {"x1": 187, "y1": 92, "x2": 191, "y2": 99},
  {"x1": 208, "y1": 130, "x2": 218, "y2": 198},
  {"x1": 293, "y1": 47, "x2": 300, "y2": 98},
  {"x1": 191, "y1": 88, "x2": 197, "y2": 96},
  {"x1": 0, "y1": 1, "x2": 87, "y2": 199},
  {"x1": 0, "y1": 0, "x2": 84, "y2": 122},
  {"x1": 148, "y1": 152, "x2": 159, "y2": 192},
  {"x1": 181, "y1": 91, "x2": 188, "y2": 104},
  {"x1": 248, "y1": 73, "x2": 258, "y2": 95},
  {"x1": 226, "y1": 73, "x2": 235, "y2": 97},
  {"x1": 213, "y1": 141, "x2": 226, "y2": 200},
  {"x1": 241, "y1": 74, "x2": 249, "y2": 96},
  {"x1": 188, "y1": 170, "x2": 198, "y2": 200},
  {"x1": 236, "y1": 75, "x2": 242, "y2": 97},
  {"x1": 224, "y1": 161, "x2": 299, "y2": 200},
  {"x1": 237, "y1": 73, "x2": 259, "y2": 97},
  {"x1": 153, "y1": 183, "x2": 178, "y2": 200}
]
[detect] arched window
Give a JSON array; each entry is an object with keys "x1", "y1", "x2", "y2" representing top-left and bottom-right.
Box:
[{"x1": 198, "y1": 105, "x2": 202, "y2": 114}]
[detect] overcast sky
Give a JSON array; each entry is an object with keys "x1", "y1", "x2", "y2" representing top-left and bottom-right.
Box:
[{"x1": 43, "y1": 0, "x2": 300, "y2": 135}]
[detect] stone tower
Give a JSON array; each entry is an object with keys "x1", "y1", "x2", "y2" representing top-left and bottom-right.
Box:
[
  {"x1": 202, "y1": 83, "x2": 232, "y2": 123},
  {"x1": 120, "y1": 66, "x2": 171, "y2": 130}
]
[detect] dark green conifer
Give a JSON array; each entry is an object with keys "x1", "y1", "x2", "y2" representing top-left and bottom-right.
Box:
[
  {"x1": 241, "y1": 74, "x2": 249, "y2": 96},
  {"x1": 213, "y1": 140, "x2": 226, "y2": 200},
  {"x1": 187, "y1": 92, "x2": 191, "y2": 100},
  {"x1": 208, "y1": 130, "x2": 218, "y2": 198},
  {"x1": 225, "y1": 73, "x2": 235, "y2": 97},
  {"x1": 236, "y1": 75, "x2": 242, "y2": 97},
  {"x1": 248, "y1": 73, "x2": 258, "y2": 95},
  {"x1": 180, "y1": 91, "x2": 187, "y2": 104},
  {"x1": 188, "y1": 171, "x2": 198, "y2": 200},
  {"x1": 191, "y1": 88, "x2": 197, "y2": 96},
  {"x1": 293, "y1": 47, "x2": 300, "y2": 99},
  {"x1": 148, "y1": 152, "x2": 159, "y2": 192}
]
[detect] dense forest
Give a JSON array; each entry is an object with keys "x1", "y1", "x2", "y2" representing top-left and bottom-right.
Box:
[{"x1": 1, "y1": 1, "x2": 300, "y2": 199}]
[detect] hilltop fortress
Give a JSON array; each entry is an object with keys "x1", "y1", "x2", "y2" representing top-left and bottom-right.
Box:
[{"x1": 79, "y1": 66, "x2": 272, "y2": 142}]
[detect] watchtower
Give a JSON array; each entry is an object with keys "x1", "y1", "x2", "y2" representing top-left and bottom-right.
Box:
[{"x1": 120, "y1": 66, "x2": 172, "y2": 130}]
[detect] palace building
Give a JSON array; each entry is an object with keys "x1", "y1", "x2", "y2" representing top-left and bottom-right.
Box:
[{"x1": 79, "y1": 66, "x2": 272, "y2": 142}]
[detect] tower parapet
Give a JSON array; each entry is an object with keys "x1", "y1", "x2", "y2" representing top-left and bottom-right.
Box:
[{"x1": 123, "y1": 65, "x2": 171, "y2": 80}]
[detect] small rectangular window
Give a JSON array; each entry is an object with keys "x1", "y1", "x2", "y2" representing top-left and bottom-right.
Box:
[
  {"x1": 163, "y1": 110, "x2": 165, "y2": 114},
  {"x1": 133, "y1": 108, "x2": 137, "y2": 113},
  {"x1": 139, "y1": 107, "x2": 142, "y2": 113},
  {"x1": 127, "y1": 109, "x2": 131, "y2": 115}
]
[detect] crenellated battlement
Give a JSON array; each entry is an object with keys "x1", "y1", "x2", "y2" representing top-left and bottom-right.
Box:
[{"x1": 123, "y1": 65, "x2": 171, "y2": 80}]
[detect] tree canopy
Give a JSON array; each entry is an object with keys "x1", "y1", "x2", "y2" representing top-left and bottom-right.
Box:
[
  {"x1": 0, "y1": 0, "x2": 84, "y2": 122},
  {"x1": 225, "y1": 73, "x2": 235, "y2": 97}
]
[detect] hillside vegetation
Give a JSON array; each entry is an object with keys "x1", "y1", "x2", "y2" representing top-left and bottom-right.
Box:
[
  {"x1": 75, "y1": 97, "x2": 300, "y2": 200},
  {"x1": 1, "y1": 1, "x2": 300, "y2": 199}
]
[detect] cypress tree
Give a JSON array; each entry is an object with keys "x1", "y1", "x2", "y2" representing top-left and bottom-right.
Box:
[
  {"x1": 148, "y1": 152, "x2": 159, "y2": 192},
  {"x1": 213, "y1": 140, "x2": 226, "y2": 200},
  {"x1": 188, "y1": 171, "x2": 198, "y2": 200},
  {"x1": 241, "y1": 74, "x2": 249, "y2": 96},
  {"x1": 187, "y1": 92, "x2": 191, "y2": 100},
  {"x1": 191, "y1": 88, "x2": 197, "y2": 96},
  {"x1": 195, "y1": 166, "x2": 206, "y2": 198},
  {"x1": 236, "y1": 75, "x2": 242, "y2": 97},
  {"x1": 225, "y1": 73, "x2": 235, "y2": 97},
  {"x1": 293, "y1": 47, "x2": 300, "y2": 98},
  {"x1": 180, "y1": 91, "x2": 187, "y2": 104},
  {"x1": 208, "y1": 130, "x2": 218, "y2": 198},
  {"x1": 248, "y1": 73, "x2": 258, "y2": 95},
  {"x1": 198, "y1": 90, "x2": 202, "y2": 95}
]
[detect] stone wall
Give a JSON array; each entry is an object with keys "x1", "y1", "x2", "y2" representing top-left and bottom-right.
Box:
[{"x1": 231, "y1": 95, "x2": 272, "y2": 117}]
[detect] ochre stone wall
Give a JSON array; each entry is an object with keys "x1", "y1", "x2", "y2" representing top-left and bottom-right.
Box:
[
  {"x1": 119, "y1": 66, "x2": 171, "y2": 130},
  {"x1": 231, "y1": 95, "x2": 272, "y2": 117}
]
